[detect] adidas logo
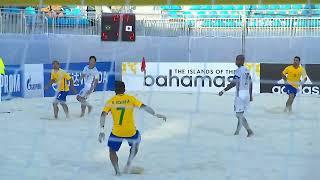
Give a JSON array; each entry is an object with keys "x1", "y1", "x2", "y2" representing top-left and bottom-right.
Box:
[{"x1": 272, "y1": 76, "x2": 319, "y2": 95}]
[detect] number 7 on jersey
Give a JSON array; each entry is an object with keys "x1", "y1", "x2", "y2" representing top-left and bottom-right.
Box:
[{"x1": 116, "y1": 107, "x2": 125, "y2": 125}]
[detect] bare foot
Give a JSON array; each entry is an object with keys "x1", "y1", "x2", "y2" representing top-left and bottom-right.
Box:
[
  {"x1": 115, "y1": 171, "x2": 121, "y2": 176},
  {"x1": 123, "y1": 165, "x2": 130, "y2": 174},
  {"x1": 247, "y1": 130, "x2": 254, "y2": 137}
]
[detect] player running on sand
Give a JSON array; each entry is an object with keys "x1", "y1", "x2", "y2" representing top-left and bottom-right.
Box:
[{"x1": 98, "y1": 81, "x2": 166, "y2": 176}]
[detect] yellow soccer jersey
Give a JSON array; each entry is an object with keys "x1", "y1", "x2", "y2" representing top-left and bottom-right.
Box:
[
  {"x1": 103, "y1": 94, "x2": 143, "y2": 137},
  {"x1": 0, "y1": 57, "x2": 5, "y2": 75},
  {"x1": 51, "y1": 69, "x2": 72, "y2": 91},
  {"x1": 282, "y1": 65, "x2": 307, "y2": 88}
]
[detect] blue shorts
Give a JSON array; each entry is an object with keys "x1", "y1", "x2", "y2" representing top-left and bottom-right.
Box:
[
  {"x1": 56, "y1": 91, "x2": 69, "y2": 102},
  {"x1": 284, "y1": 84, "x2": 297, "y2": 95},
  {"x1": 108, "y1": 130, "x2": 141, "y2": 152}
]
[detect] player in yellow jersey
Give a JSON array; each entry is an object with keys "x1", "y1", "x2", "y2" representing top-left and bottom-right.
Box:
[
  {"x1": 0, "y1": 57, "x2": 5, "y2": 103},
  {"x1": 98, "y1": 81, "x2": 166, "y2": 176},
  {"x1": 282, "y1": 56, "x2": 307, "y2": 112},
  {"x1": 45, "y1": 60, "x2": 77, "y2": 119}
]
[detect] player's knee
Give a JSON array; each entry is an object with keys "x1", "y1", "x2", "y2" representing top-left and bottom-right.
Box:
[
  {"x1": 78, "y1": 96, "x2": 87, "y2": 104},
  {"x1": 81, "y1": 101, "x2": 88, "y2": 106},
  {"x1": 77, "y1": 95, "x2": 85, "y2": 102},
  {"x1": 131, "y1": 145, "x2": 139, "y2": 153},
  {"x1": 60, "y1": 101, "x2": 66, "y2": 105},
  {"x1": 236, "y1": 112, "x2": 243, "y2": 119},
  {"x1": 109, "y1": 148, "x2": 117, "y2": 154}
]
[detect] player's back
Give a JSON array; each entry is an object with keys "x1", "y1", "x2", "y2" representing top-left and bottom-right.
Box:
[
  {"x1": 104, "y1": 94, "x2": 143, "y2": 137},
  {"x1": 234, "y1": 66, "x2": 251, "y2": 93}
]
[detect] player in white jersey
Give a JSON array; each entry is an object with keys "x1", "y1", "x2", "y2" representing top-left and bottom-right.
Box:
[
  {"x1": 219, "y1": 55, "x2": 254, "y2": 137},
  {"x1": 77, "y1": 56, "x2": 99, "y2": 117}
]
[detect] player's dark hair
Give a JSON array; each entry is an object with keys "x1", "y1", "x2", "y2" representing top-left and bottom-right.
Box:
[
  {"x1": 115, "y1": 81, "x2": 125, "y2": 94},
  {"x1": 294, "y1": 56, "x2": 301, "y2": 61},
  {"x1": 89, "y1": 56, "x2": 97, "y2": 62},
  {"x1": 52, "y1": 60, "x2": 59, "y2": 64},
  {"x1": 236, "y1": 54, "x2": 245, "y2": 62}
]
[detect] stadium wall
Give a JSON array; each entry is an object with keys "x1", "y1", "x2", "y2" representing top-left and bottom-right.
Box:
[
  {"x1": 0, "y1": 34, "x2": 320, "y2": 81},
  {"x1": 0, "y1": 62, "x2": 115, "y2": 100}
]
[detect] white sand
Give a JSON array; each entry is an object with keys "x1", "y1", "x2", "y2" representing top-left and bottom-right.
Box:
[{"x1": 0, "y1": 91, "x2": 319, "y2": 180}]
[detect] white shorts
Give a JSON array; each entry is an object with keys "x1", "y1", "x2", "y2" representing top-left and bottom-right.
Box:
[
  {"x1": 78, "y1": 86, "x2": 92, "y2": 99},
  {"x1": 234, "y1": 91, "x2": 250, "y2": 113}
]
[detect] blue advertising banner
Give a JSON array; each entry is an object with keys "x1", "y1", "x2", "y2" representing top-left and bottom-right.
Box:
[
  {"x1": 44, "y1": 62, "x2": 115, "y2": 97},
  {"x1": 0, "y1": 65, "x2": 23, "y2": 100}
]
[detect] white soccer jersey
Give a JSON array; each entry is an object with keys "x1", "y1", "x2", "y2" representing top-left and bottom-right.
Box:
[
  {"x1": 82, "y1": 65, "x2": 99, "y2": 88},
  {"x1": 233, "y1": 66, "x2": 252, "y2": 113},
  {"x1": 234, "y1": 66, "x2": 252, "y2": 96}
]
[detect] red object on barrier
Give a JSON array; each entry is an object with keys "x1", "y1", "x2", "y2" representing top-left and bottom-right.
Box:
[{"x1": 141, "y1": 57, "x2": 146, "y2": 72}]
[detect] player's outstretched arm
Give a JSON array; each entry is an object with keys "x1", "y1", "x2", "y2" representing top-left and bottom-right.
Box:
[
  {"x1": 249, "y1": 79, "x2": 253, "y2": 101},
  {"x1": 281, "y1": 67, "x2": 288, "y2": 83},
  {"x1": 300, "y1": 69, "x2": 308, "y2": 86},
  {"x1": 302, "y1": 77, "x2": 307, "y2": 85},
  {"x1": 281, "y1": 73, "x2": 287, "y2": 83},
  {"x1": 90, "y1": 79, "x2": 99, "y2": 93},
  {"x1": 219, "y1": 81, "x2": 236, "y2": 96},
  {"x1": 44, "y1": 79, "x2": 55, "y2": 90},
  {"x1": 69, "y1": 78, "x2": 77, "y2": 94},
  {"x1": 140, "y1": 104, "x2": 166, "y2": 122},
  {"x1": 98, "y1": 112, "x2": 107, "y2": 143}
]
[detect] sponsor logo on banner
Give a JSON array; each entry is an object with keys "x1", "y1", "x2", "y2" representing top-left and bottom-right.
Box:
[
  {"x1": 260, "y1": 63, "x2": 320, "y2": 95},
  {"x1": 43, "y1": 62, "x2": 115, "y2": 97},
  {"x1": 24, "y1": 64, "x2": 44, "y2": 98},
  {"x1": 122, "y1": 62, "x2": 260, "y2": 93},
  {"x1": 0, "y1": 65, "x2": 23, "y2": 99},
  {"x1": 1, "y1": 73, "x2": 20, "y2": 93},
  {"x1": 26, "y1": 77, "x2": 42, "y2": 90}
]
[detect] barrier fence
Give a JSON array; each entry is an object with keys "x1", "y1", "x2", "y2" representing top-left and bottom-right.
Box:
[{"x1": 1, "y1": 8, "x2": 320, "y2": 37}]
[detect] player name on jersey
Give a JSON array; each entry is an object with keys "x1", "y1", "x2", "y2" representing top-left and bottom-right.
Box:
[{"x1": 112, "y1": 99, "x2": 130, "y2": 104}]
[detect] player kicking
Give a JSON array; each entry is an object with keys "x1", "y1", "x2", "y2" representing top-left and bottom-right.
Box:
[
  {"x1": 45, "y1": 60, "x2": 77, "y2": 119},
  {"x1": 76, "y1": 56, "x2": 99, "y2": 117},
  {"x1": 282, "y1": 56, "x2": 307, "y2": 113},
  {"x1": 98, "y1": 81, "x2": 166, "y2": 176},
  {"x1": 219, "y1": 55, "x2": 254, "y2": 137}
]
